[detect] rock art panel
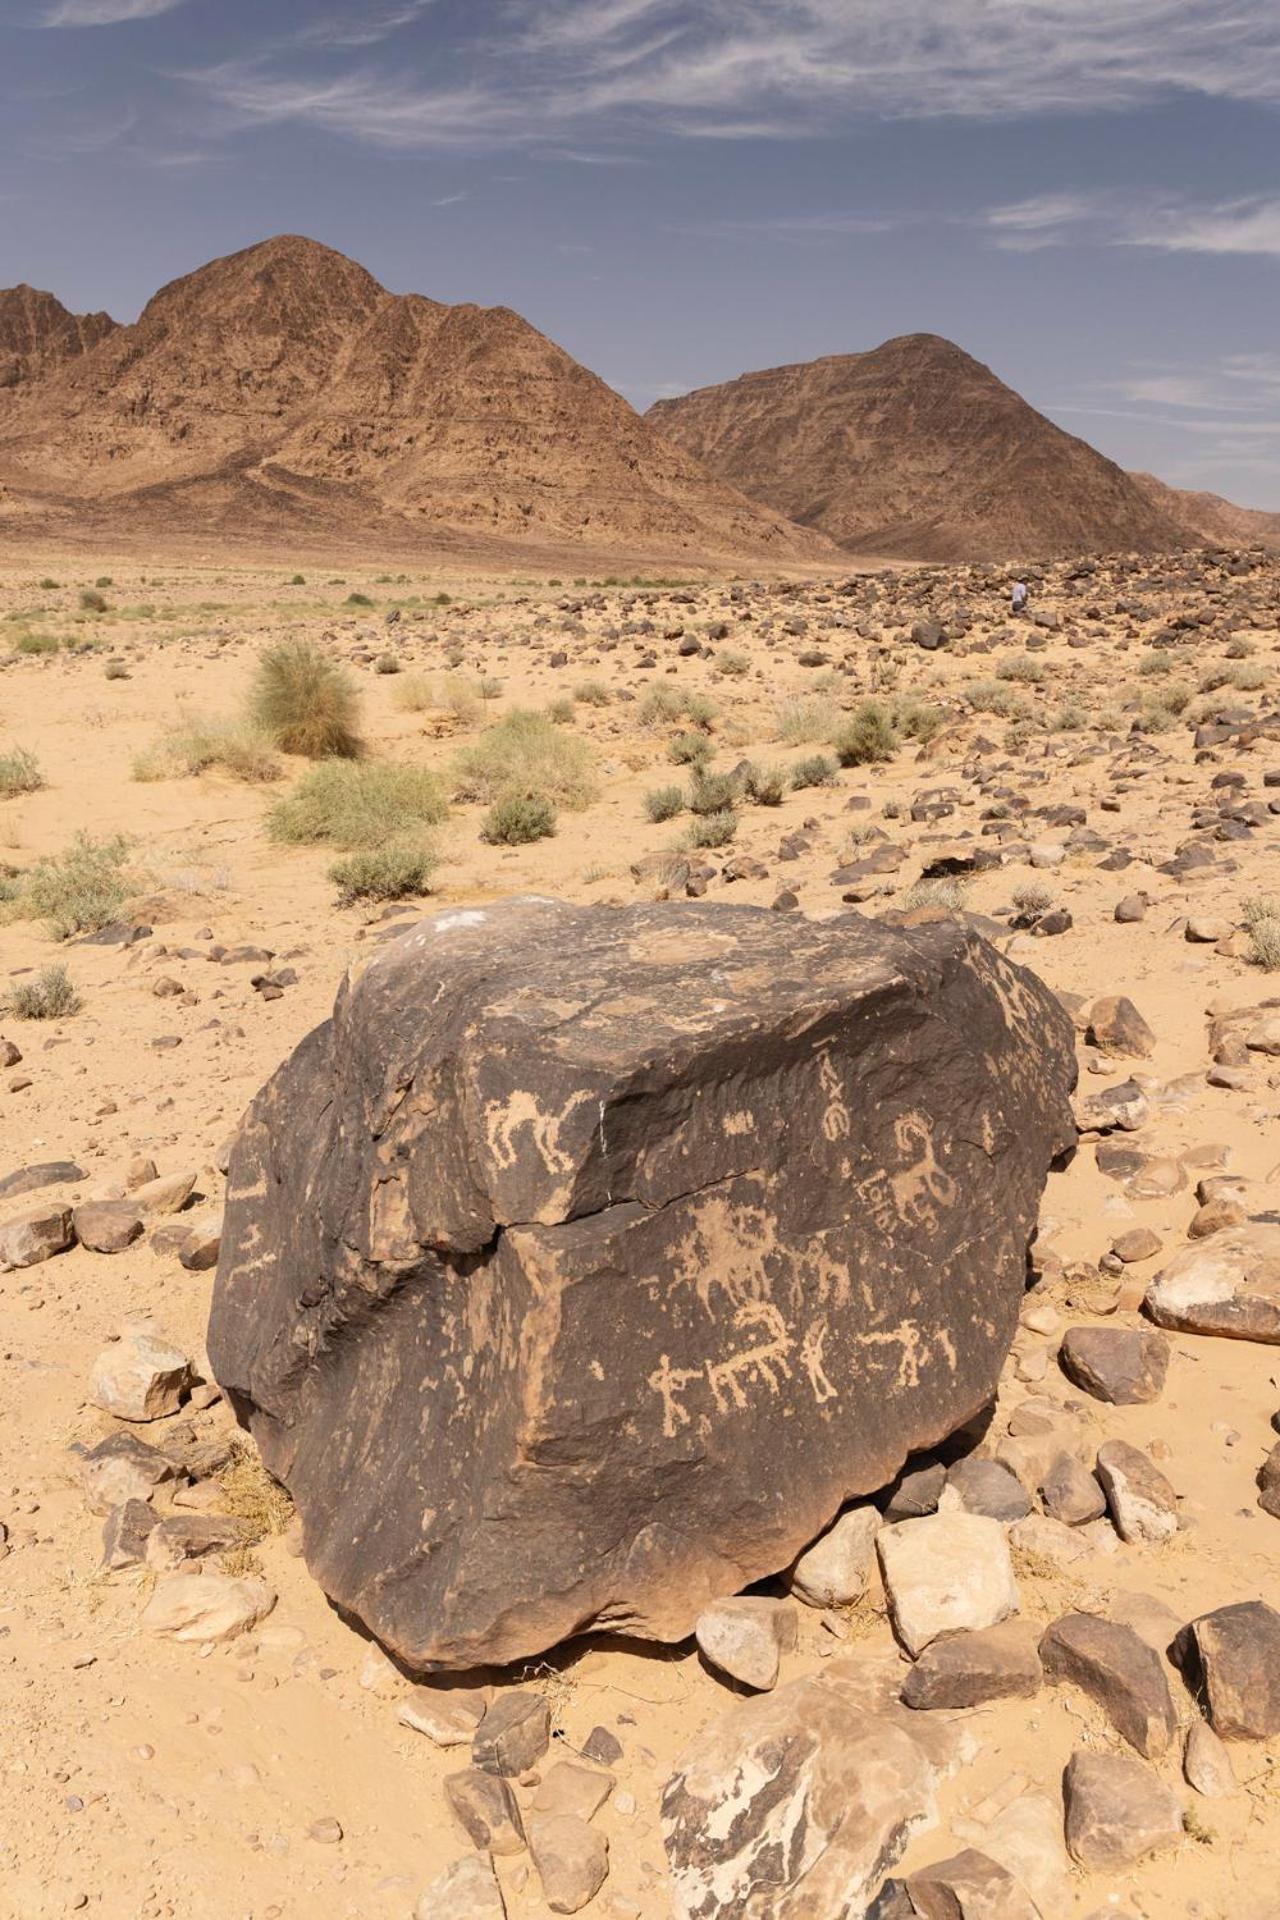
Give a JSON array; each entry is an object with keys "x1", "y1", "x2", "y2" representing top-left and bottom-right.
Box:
[{"x1": 208, "y1": 898, "x2": 1076, "y2": 1669}]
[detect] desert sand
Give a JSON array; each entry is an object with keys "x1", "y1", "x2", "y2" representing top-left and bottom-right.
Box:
[{"x1": 2, "y1": 542, "x2": 1280, "y2": 1920}]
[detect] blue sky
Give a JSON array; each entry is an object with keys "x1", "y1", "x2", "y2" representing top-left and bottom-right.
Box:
[{"x1": 3, "y1": 0, "x2": 1279, "y2": 506}]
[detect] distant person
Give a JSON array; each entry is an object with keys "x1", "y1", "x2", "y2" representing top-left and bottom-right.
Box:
[{"x1": 1011, "y1": 579, "x2": 1029, "y2": 616}]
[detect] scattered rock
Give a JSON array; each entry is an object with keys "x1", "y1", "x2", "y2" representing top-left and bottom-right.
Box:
[
  {"x1": 1062, "y1": 1749, "x2": 1182, "y2": 1870},
  {"x1": 101, "y1": 1498, "x2": 159, "y2": 1569},
  {"x1": 527, "y1": 1813, "x2": 609, "y2": 1914},
  {"x1": 415, "y1": 1853, "x2": 507, "y2": 1920},
  {"x1": 444, "y1": 1770, "x2": 526, "y2": 1856},
  {"x1": 472, "y1": 1692, "x2": 551, "y2": 1778},
  {"x1": 1039, "y1": 1612, "x2": 1176, "y2": 1756},
  {"x1": 1184, "y1": 1721, "x2": 1238, "y2": 1797},
  {"x1": 878, "y1": 1512, "x2": 1020, "y2": 1656},
  {"x1": 89, "y1": 1329, "x2": 192, "y2": 1422},
  {"x1": 789, "y1": 1503, "x2": 880, "y2": 1607},
  {"x1": 531, "y1": 1762, "x2": 614, "y2": 1823},
  {"x1": 901, "y1": 1622, "x2": 1043, "y2": 1711},
  {"x1": 0, "y1": 1204, "x2": 73, "y2": 1270},
  {"x1": 72, "y1": 1201, "x2": 144, "y2": 1254},
  {"x1": 1180, "y1": 1601, "x2": 1280, "y2": 1739},
  {"x1": 141, "y1": 1572, "x2": 275, "y2": 1644},
  {"x1": 694, "y1": 1595, "x2": 798, "y2": 1690},
  {"x1": 903, "y1": 1848, "x2": 1042, "y2": 1919},
  {"x1": 1145, "y1": 1224, "x2": 1280, "y2": 1342},
  {"x1": 942, "y1": 1458, "x2": 1031, "y2": 1522},
  {"x1": 1057, "y1": 1325, "x2": 1169, "y2": 1405},
  {"x1": 398, "y1": 1686, "x2": 489, "y2": 1747},
  {"x1": 1086, "y1": 996, "x2": 1156, "y2": 1058},
  {"x1": 1038, "y1": 1452, "x2": 1106, "y2": 1527},
  {"x1": 1095, "y1": 1439, "x2": 1179, "y2": 1544}
]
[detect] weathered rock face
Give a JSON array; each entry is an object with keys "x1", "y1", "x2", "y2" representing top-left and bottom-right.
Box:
[{"x1": 208, "y1": 899, "x2": 1075, "y2": 1670}]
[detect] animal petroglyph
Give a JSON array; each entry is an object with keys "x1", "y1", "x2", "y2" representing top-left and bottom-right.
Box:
[
  {"x1": 891, "y1": 1113, "x2": 958, "y2": 1229},
  {"x1": 648, "y1": 1303, "x2": 842, "y2": 1436},
  {"x1": 485, "y1": 1088, "x2": 592, "y2": 1180}
]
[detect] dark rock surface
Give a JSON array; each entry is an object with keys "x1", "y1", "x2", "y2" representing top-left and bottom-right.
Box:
[{"x1": 209, "y1": 898, "x2": 1075, "y2": 1669}]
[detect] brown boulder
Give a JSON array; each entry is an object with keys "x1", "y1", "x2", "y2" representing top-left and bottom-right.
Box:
[
  {"x1": 1180, "y1": 1602, "x2": 1280, "y2": 1740},
  {"x1": 1039, "y1": 1612, "x2": 1176, "y2": 1757},
  {"x1": 1057, "y1": 1325, "x2": 1169, "y2": 1405},
  {"x1": 208, "y1": 899, "x2": 1075, "y2": 1670}
]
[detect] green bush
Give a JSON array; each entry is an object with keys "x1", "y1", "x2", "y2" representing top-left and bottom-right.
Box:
[
  {"x1": 0, "y1": 746, "x2": 43, "y2": 799},
  {"x1": 13, "y1": 631, "x2": 61, "y2": 656},
  {"x1": 645, "y1": 784, "x2": 685, "y2": 823},
  {"x1": 329, "y1": 843, "x2": 438, "y2": 905},
  {"x1": 688, "y1": 770, "x2": 740, "y2": 815},
  {"x1": 454, "y1": 711, "x2": 597, "y2": 809},
  {"x1": 79, "y1": 589, "x2": 107, "y2": 613},
  {"x1": 893, "y1": 697, "x2": 946, "y2": 744},
  {"x1": 250, "y1": 640, "x2": 362, "y2": 759},
  {"x1": 668, "y1": 730, "x2": 712, "y2": 767},
  {"x1": 345, "y1": 591, "x2": 375, "y2": 608},
  {"x1": 743, "y1": 763, "x2": 786, "y2": 807},
  {"x1": 22, "y1": 832, "x2": 133, "y2": 939},
  {"x1": 4, "y1": 962, "x2": 80, "y2": 1019},
  {"x1": 685, "y1": 808, "x2": 737, "y2": 848},
  {"x1": 833, "y1": 701, "x2": 897, "y2": 766},
  {"x1": 790, "y1": 753, "x2": 837, "y2": 790},
  {"x1": 574, "y1": 679, "x2": 612, "y2": 707},
  {"x1": 268, "y1": 761, "x2": 447, "y2": 849},
  {"x1": 483, "y1": 792, "x2": 557, "y2": 844}
]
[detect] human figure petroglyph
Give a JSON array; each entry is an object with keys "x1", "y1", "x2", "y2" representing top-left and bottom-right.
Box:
[
  {"x1": 648, "y1": 1353, "x2": 705, "y2": 1438},
  {"x1": 800, "y1": 1317, "x2": 837, "y2": 1404},
  {"x1": 890, "y1": 1112, "x2": 958, "y2": 1230}
]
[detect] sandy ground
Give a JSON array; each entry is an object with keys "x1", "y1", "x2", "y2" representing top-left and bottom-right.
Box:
[{"x1": 2, "y1": 545, "x2": 1279, "y2": 1920}]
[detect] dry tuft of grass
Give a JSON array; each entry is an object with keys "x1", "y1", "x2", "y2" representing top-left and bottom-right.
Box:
[
  {"x1": 454, "y1": 710, "x2": 598, "y2": 810},
  {"x1": 833, "y1": 700, "x2": 898, "y2": 766},
  {"x1": 329, "y1": 843, "x2": 439, "y2": 905},
  {"x1": 4, "y1": 962, "x2": 81, "y2": 1019},
  {"x1": 774, "y1": 693, "x2": 842, "y2": 745},
  {"x1": 1244, "y1": 895, "x2": 1280, "y2": 971},
  {"x1": 0, "y1": 746, "x2": 43, "y2": 799},
  {"x1": 250, "y1": 639, "x2": 362, "y2": 759},
  {"x1": 268, "y1": 760, "x2": 447, "y2": 850},
  {"x1": 217, "y1": 1437, "x2": 295, "y2": 1543},
  {"x1": 20, "y1": 832, "x2": 134, "y2": 939},
  {"x1": 133, "y1": 719, "x2": 281, "y2": 785}
]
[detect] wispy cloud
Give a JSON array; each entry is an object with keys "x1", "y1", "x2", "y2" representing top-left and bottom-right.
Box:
[
  {"x1": 296, "y1": 2, "x2": 439, "y2": 51},
  {"x1": 986, "y1": 190, "x2": 1280, "y2": 258},
  {"x1": 42, "y1": 0, "x2": 187, "y2": 24},
  {"x1": 181, "y1": 1, "x2": 1280, "y2": 152}
]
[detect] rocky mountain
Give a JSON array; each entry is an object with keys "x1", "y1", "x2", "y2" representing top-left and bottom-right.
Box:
[
  {"x1": 0, "y1": 285, "x2": 117, "y2": 393},
  {"x1": 1130, "y1": 471, "x2": 1280, "y2": 551},
  {"x1": 648, "y1": 335, "x2": 1195, "y2": 561},
  {"x1": 0, "y1": 236, "x2": 831, "y2": 563}
]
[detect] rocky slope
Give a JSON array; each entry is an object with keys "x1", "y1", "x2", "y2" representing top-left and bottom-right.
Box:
[
  {"x1": 1131, "y1": 470, "x2": 1280, "y2": 550},
  {"x1": 0, "y1": 236, "x2": 830, "y2": 563},
  {"x1": 648, "y1": 334, "x2": 1195, "y2": 561},
  {"x1": 0, "y1": 285, "x2": 117, "y2": 392}
]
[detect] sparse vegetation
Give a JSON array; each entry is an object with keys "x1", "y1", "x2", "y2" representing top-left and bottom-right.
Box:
[
  {"x1": 79, "y1": 589, "x2": 108, "y2": 613},
  {"x1": 574, "y1": 679, "x2": 612, "y2": 706},
  {"x1": 688, "y1": 769, "x2": 740, "y2": 815},
  {"x1": 329, "y1": 843, "x2": 438, "y2": 905},
  {"x1": 775, "y1": 694, "x2": 840, "y2": 745},
  {"x1": 900, "y1": 877, "x2": 967, "y2": 913},
  {"x1": 20, "y1": 832, "x2": 134, "y2": 939},
  {"x1": 268, "y1": 761, "x2": 447, "y2": 849},
  {"x1": 454, "y1": 710, "x2": 598, "y2": 810},
  {"x1": 742, "y1": 763, "x2": 787, "y2": 806},
  {"x1": 669, "y1": 730, "x2": 713, "y2": 768},
  {"x1": 685, "y1": 808, "x2": 737, "y2": 848},
  {"x1": 133, "y1": 720, "x2": 281, "y2": 785},
  {"x1": 834, "y1": 701, "x2": 897, "y2": 766},
  {"x1": 645, "y1": 784, "x2": 686, "y2": 823},
  {"x1": 790, "y1": 752, "x2": 837, "y2": 790},
  {"x1": 4, "y1": 963, "x2": 81, "y2": 1020},
  {"x1": 482, "y1": 791, "x2": 557, "y2": 844},
  {"x1": 1244, "y1": 895, "x2": 1280, "y2": 971},
  {"x1": 250, "y1": 640, "x2": 362, "y2": 759},
  {"x1": 0, "y1": 746, "x2": 43, "y2": 799}
]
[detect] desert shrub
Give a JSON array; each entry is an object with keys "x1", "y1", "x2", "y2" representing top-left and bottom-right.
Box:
[
  {"x1": 345, "y1": 591, "x2": 374, "y2": 607},
  {"x1": 638, "y1": 685, "x2": 687, "y2": 728},
  {"x1": 133, "y1": 720, "x2": 281, "y2": 785},
  {"x1": 249, "y1": 639, "x2": 362, "y2": 759},
  {"x1": 574, "y1": 679, "x2": 612, "y2": 707},
  {"x1": 963, "y1": 679, "x2": 1029, "y2": 718},
  {"x1": 289, "y1": 573, "x2": 306, "y2": 586},
  {"x1": 715, "y1": 649, "x2": 750, "y2": 678},
  {"x1": 900, "y1": 877, "x2": 967, "y2": 913},
  {"x1": 1134, "y1": 682, "x2": 1191, "y2": 732},
  {"x1": 0, "y1": 746, "x2": 43, "y2": 798},
  {"x1": 645, "y1": 784, "x2": 685, "y2": 823},
  {"x1": 1139, "y1": 652, "x2": 1174, "y2": 676},
  {"x1": 743, "y1": 763, "x2": 787, "y2": 806},
  {"x1": 375, "y1": 652, "x2": 402, "y2": 675},
  {"x1": 1225, "y1": 635, "x2": 1254, "y2": 659},
  {"x1": 454, "y1": 710, "x2": 597, "y2": 810},
  {"x1": 4, "y1": 963, "x2": 80, "y2": 1019},
  {"x1": 38, "y1": 578, "x2": 59, "y2": 590},
  {"x1": 104, "y1": 660, "x2": 130, "y2": 681},
  {"x1": 268, "y1": 761, "x2": 447, "y2": 850},
  {"x1": 546, "y1": 697, "x2": 576, "y2": 725},
  {"x1": 22, "y1": 832, "x2": 132, "y2": 939},
  {"x1": 1011, "y1": 880, "x2": 1053, "y2": 916},
  {"x1": 79, "y1": 589, "x2": 107, "y2": 613},
  {"x1": 1244, "y1": 896, "x2": 1280, "y2": 971},
  {"x1": 668, "y1": 730, "x2": 712, "y2": 768},
  {"x1": 685, "y1": 808, "x2": 737, "y2": 848},
  {"x1": 775, "y1": 694, "x2": 841, "y2": 745},
  {"x1": 688, "y1": 769, "x2": 740, "y2": 815},
  {"x1": 893, "y1": 697, "x2": 946, "y2": 744},
  {"x1": 482, "y1": 792, "x2": 557, "y2": 844},
  {"x1": 790, "y1": 753, "x2": 837, "y2": 790},
  {"x1": 1051, "y1": 703, "x2": 1087, "y2": 731},
  {"x1": 683, "y1": 691, "x2": 717, "y2": 730},
  {"x1": 1200, "y1": 661, "x2": 1267, "y2": 693},
  {"x1": 329, "y1": 843, "x2": 438, "y2": 905},
  {"x1": 13, "y1": 631, "x2": 62, "y2": 656},
  {"x1": 94, "y1": 576, "x2": 113, "y2": 588},
  {"x1": 833, "y1": 701, "x2": 897, "y2": 766},
  {"x1": 996, "y1": 656, "x2": 1047, "y2": 684},
  {"x1": 392, "y1": 672, "x2": 433, "y2": 713}
]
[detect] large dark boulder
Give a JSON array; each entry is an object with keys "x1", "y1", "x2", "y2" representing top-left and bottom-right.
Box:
[{"x1": 208, "y1": 898, "x2": 1075, "y2": 1669}]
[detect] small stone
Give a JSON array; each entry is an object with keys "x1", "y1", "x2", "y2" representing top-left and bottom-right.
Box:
[
  {"x1": 101, "y1": 1499, "x2": 159, "y2": 1569},
  {"x1": 176, "y1": 1215, "x2": 222, "y2": 1271},
  {"x1": 399, "y1": 1685, "x2": 488, "y2": 1747},
  {"x1": 141, "y1": 1572, "x2": 275, "y2": 1644},
  {"x1": 1063, "y1": 1749, "x2": 1182, "y2": 1870},
  {"x1": 89, "y1": 1329, "x2": 192, "y2": 1422},
  {"x1": 531, "y1": 1762, "x2": 614, "y2": 1823},
  {"x1": 1113, "y1": 895, "x2": 1147, "y2": 924},
  {"x1": 877, "y1": 1511, "x2": 1019, "y2": 1657},
  {"x1": 1184, "y1": 1721, "x2": 1238, "y2": 1797},
  {"x1": 527, "y1": 1813, "x2": 609, "y2": 1914},
  {"x1": 0, "y1": 1204, "x2": 74, "y2": 1270},
  {"x1": 904, "y1": 1849, "x2": 1041, "y2": 1920},
  {"x1": 1111, "y1": 1227, "x2": 1161, "y2": 1264},
  {"x1": 79, "y1": 1431, "x2": 178, "y2": 1514},
  {"x1": 143, "y1": 1513, "x2": 253, "y2": 1571},
  {"x1": 1087, "y1": 996, "x2": 1156, "y2": 1059},
  {"x1": 882, "y1": 1459, "x2": 947, "y2": 1521},
  {"x1": 1181, "y1": 1601, "x2": 1280, "y2": 1739},
  {"x1": 472, "y1": 1691, "x2": 551, "y2": 1777},
  {"x1": 1058, "y1": 1325, "x2": 1169, "y2": 1405},
  {"x1": 1258, "y1": 1441, "x2": 1280, "y2": 1519},
  {"x1": 943, "y1": 1458, "x2": 1031, "y2": 1522},
  {"x1": 1039, "y1": 1453, "x2": 1106, "y2": 1527},
  {"x1": 72, "y1": 1201, "x2": 144, "y2": 1254},
  {"x1": 788, "y1": 1503, "x2": 880, "y2": 1607},
  {"x1": 1095, "y1": 1440, "x2": 1178, "y2": 1544},
  {"x1": 444, "y1": 1770, "x2": 526, "y2": 1856},
  {"x1": 308, "y1": 1816, "x2": 342, "y2": 1844},
  {"x1": 901, "y1": 1621, "x2": 1043, "y2": 1711},
  {"x1": 580, "y1": 1726, "x2": 623, "y2": 1768},
  {"x1": 415, "y1": 1853, "x2": 507, "y2": 1920},
  {"x1": 1039, "y1": 1612, "x2": 1176, "y2": 1757},
  {"x1": 129, "y1": 1169, "x2": 198, "y2": 1216},
  {"x1": 695, "y1": 1596, "x2": 798, "y2": 1691},
  {"x1": 1144, "y1": 1223, "x2": 1280, "y2": 1342}
]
